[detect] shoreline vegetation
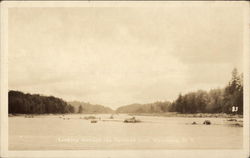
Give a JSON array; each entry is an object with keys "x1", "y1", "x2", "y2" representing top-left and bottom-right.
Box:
[
  {"x1": 127, "y1": 112, "x2": 243, "y2": 118},
  {"x1": 8, "y1": 112, "x2": 243, "y2": 119},
  {"x1": 8, "y1": 68, "x2": 243, "y2": 116},
  {"x1": 116, "y1": 69, "x2": 243, "y2": 115}
]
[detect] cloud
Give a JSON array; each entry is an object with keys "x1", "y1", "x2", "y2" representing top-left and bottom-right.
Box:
[{"x1": 8, "y1": 6, "x2": 244, "y2": 108}]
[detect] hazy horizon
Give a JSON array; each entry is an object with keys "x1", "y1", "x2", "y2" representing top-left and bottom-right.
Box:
[{"x1": 8, "y1": 6, "x2": 243, "y2": 109}]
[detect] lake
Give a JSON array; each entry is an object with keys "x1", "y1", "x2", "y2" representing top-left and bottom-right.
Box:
[{"x1": 9, "y1": 114, "x2": 243, "y2": 150}]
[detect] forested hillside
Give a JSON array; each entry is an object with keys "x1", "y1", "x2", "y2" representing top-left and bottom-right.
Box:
[
  {"x1": 116, "y1": 68, "x2": 243, "y2": 114},
  {"x1": 9, "y1": 91, "x2": 74, "y2": 114},
  {"x1": 116, "y1": 101, "x2": 171, "y2": 113},
  {"x1": 169, "y1": 68, "x2": 243, "y2": 114},
  {"x1": 68, "y1": 101, "x2": 114, "y2": 114},
  {"x1": 8, "y1": 91, "x2": 114, "y2": 114},
  {"x1": 8, "y1": 69, "x2": 243, "y2": 115}
]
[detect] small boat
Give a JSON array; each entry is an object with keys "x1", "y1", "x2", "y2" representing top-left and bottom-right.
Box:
[
  {"x1": 124, "y1": 117, "x2": 141, "y2": 123},
  {"x1": 192, "y1": 121, "x2": 197, "y2": 125},
  {"x1": 203, "y1": 120, "x2": 211, "y2": 125},
  {"x1": 91, "y1": 120, "x2": 98, "y2": 123},
  {"x1": 227, "y1": 118, "x2": 237, "y2": 122},
  {"x1": 84, "y1": 116, "x2": 96, "y2": 120}
]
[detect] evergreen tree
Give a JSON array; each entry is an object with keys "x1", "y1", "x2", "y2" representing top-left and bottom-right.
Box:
[
  {"x1": 78, "y1": 105, "x2": 83, "y2": 113},
  {"x1": 223, "y1": 68, "x2": 243, "y2": 114}
]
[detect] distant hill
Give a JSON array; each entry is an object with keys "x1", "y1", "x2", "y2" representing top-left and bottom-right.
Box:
[
  {"x1": 116, "y1": 101, "x2": 171, "y2": 113},
  {"x1": 8, "y1": 90, "x2": 113, "y2": 114},
  {"x1": 68, "y1": 101, "x2": 114, "y2": 114},
  {"x1": 9, "y1": 90, "x2": 74, "y2": 114}
]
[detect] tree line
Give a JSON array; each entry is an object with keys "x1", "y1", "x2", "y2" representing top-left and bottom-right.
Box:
[
  {"x1": 169, "y1": 68, "x2": 243, "y2": 114},
  {"x1": 8, "y1": 68, "x2": 243, "y2": 115},
  {"x1": 68, "y1": 101, "x2": 114, "y2": 114},
  {"x1": 115, "y1": 68, "x2": 243, "y2": 115},
  {"x1": 9, "y1": 91, "x2": 75, "y2": 114},
  {"x1": 116, "y1": 101, "x2": 172, "y2": 113}
]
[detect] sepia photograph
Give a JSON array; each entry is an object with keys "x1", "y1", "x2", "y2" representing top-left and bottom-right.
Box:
[{"x1": 0, "y1": 1, "x2": 249, "y2": 158}]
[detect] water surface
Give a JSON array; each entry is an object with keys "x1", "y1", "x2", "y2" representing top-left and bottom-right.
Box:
[{"x1": 9, "y1": 114, "x2": 243, "y2": 150}]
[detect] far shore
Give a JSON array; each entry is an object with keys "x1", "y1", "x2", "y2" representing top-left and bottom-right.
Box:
[
  {"x1": 8, "y1": 113, "x2": 112, "y2": 117},
  {"x1": 8, "y1": 112, "x2": 243, "y2": 118},
  {"x1": 129, "y1": 112, "x2": 243, "y2": 118}
]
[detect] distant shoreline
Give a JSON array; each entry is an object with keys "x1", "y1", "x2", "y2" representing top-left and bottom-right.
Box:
[
  {"x1": 8, "y1": 112, "x2": 243, "y2": 118},
  {"x1": 128, "y1": 112, "x2": 243, "y2": 118},
  {"x1": 8, "y1": 113, "x2": 113, "y2": 117}
]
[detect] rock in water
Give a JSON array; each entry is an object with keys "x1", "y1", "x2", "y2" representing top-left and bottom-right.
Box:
[
  {"x1": 192, "y1": 121, "x2": 197, "y2": 125},
  {"x1": 203, "y1": 120, "x2": 211, "y2": 125}
]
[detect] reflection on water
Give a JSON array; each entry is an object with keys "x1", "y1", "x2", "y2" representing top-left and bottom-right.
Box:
[{"x1": 9, "y1": 114, "x2": 243, "y2": 150}]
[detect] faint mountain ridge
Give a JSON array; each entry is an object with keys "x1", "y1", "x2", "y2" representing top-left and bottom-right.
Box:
[
  {"x1": 68, "y1": 101, "x2": 114, "y2": 113},
  {"x1": 116, "y1": 101, "x2": 172, "y2": 113}
]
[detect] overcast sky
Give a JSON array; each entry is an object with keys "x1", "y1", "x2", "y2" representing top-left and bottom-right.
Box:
[{"x1": 8, "y1": 6, "x2": 243, "y2": 109}]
